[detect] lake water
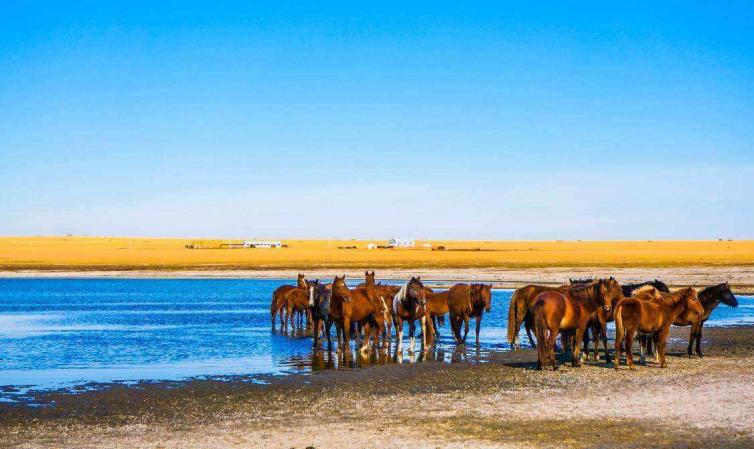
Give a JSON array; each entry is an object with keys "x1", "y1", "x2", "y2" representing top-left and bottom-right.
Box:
[{"x1": 1, "y1": 278, "x2": 752, "y2": 401}]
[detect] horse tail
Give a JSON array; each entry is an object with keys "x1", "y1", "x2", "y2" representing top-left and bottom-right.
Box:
[
  {"x1": 270, "y1": 289, "x2": 280, "y2": 323},
  {"x1": 507, "y1": 289, "x2": 522, "y2": 347},
  {"x1": 614, "y1": 303, "x2": 625, "y2": 346},
  {"x1": 533, "y1": 301, "x2": 547, "y2": 351}
]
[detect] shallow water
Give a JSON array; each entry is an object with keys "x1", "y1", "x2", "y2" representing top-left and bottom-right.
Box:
[{"x1": 0, "y1": 278, "x2": 751, "y2": 400}]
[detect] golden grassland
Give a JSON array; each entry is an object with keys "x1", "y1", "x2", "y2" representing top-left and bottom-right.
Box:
[{"x1": 0, "y1": 236, "x2": 752, "y2": 271}]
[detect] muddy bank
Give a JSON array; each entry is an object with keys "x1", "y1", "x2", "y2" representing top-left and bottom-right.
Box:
[
  {"x1": 2, "y1": 266, "x2": 754, "y2": 294},
  {"x1": 3, "y1": 326, "x2": 754, "y2": 448}
]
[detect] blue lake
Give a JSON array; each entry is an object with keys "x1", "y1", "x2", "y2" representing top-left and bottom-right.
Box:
[{"x1": 0, "y1": 278, "x2": 752, "y2": 400}]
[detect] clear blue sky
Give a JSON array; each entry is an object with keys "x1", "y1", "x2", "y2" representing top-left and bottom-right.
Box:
[{"x1": 1, "y1": 1, "x2": 752, "y2": 239}]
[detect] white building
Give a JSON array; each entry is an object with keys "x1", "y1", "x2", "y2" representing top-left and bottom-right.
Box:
[
  {"x1": 244, "y1": 240, "x2": 282, "y2": 248},
  {"x1": 367, "y1": 243, "x2": 377, "y2": 250},
  {"x1": 388, "y1": 238, "x2": 415, "y2": 248}
]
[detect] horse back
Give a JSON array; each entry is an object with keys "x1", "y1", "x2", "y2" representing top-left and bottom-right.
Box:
[{"x1": 447, "y1": 283, "x2": 471, "y2": 315}]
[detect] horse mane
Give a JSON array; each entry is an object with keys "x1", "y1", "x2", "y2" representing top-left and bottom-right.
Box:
[
  {"x1": 656, "y1": 287, "x2": 693, "y2": 306},
  {"x1": 392, "y1": 281, "x2": 409, "y2": 311},
  {"x1": 567, "y1": 281, "x2": 600, "y2": 308},
  {"x1": 632, "y1": 285, "x2": 661, "y2": 299},
  {"x1": 699, "y1": 283, "x2": 726, "y2": 296}
]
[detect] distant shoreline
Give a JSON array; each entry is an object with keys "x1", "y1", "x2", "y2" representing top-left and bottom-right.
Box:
[{"x1": 2, "y1": 265, "x2": 754, "y2": 294}]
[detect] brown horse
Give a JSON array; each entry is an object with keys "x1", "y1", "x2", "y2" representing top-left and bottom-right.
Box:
[
  {"x1": 642, "y1": 282, "x2": 738, "y2": 359},
  {"x1": 357, "y1": 270, "x2": 399, "y2": 342},
  {"x1": 330, "y1": 275, "x2": 387, "y2": 354},
  {"x1": 533, "y1": 280, "x2": 612, "y2": 370},
  {"x1": 613, "y1": 287, "x2": 704, "y2": 369},
  {"x1": 426, "y1": 289, "x2": 450, "y2": 339},
  {"x1": 447, "y1": 283, "x2": 492, "y2": 345},
  {"x1": 270, "y1": 273, "x2": 306, "y2": 329},
  {"x1": 285, "y1": 279, "x2": 319, "y2": 331},
  {"x1": 507, "y1": 284, "x2": 569, "y2": 349},
  {"x1": 392, "y1": 277, "x2": 430, "y2": 352}
]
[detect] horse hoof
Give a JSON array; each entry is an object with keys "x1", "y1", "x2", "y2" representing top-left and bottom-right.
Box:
[{"x1": 629, "y1": 365, "x2": 636, "y2": 371}]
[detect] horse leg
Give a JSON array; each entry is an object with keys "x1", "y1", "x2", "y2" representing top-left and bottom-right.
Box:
[
  {"x1": 312, "y1": 317, "x2": 320, "y2": 349},
  {"x1": 342, "y1": 317, "x2": 351, "y2": 354},
  {"x1": 547, "y1": 327, "x2": 559, "y2": 371},
  {"x1": 657, "y1": 328, "x2": 669, "y2": 368},
  {"x1": 408, "y1": 320, "x2": 416, "y2": 353},
  {"x1": 695, "y1": 322, "x2": 705, "y2": 357},
  {"x1": 396, "y1": 317, "x2": 404, "y2": 353},
  {"x1": 326, "y1": 320, "x2": 333, "y2": 351},
  {"x1": 614, "y1": 324, "x2": 623, "y2": 369},
  {"x1": 475, "y1": 316, "x2": 482, "y2": 346},
  {"x1": 572, "y1": 327, "x2": 585, "y2": 368},
  {"x1": 525, "y1": 314, "x2": 536, "y2": 348},
  {"x1": 600, "y1": 321, "x2": 609, "y2": 363},
  {"x1": 462, "y1": 315, "x2": 469, "y2": 343},
  {"x1": 639, "y1": 335, "x2": 647, "y2": 365},
  {"x1": 625, "y1": 330, "x2": 636, "y2": 370},
  {"x1": 420, "y1": 316, "x2": 428, "y2": 350}
]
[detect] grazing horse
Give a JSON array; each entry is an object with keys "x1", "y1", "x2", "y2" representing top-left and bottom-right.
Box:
[
  {"x1": 507, "y1": 284, "x2": 568, "y2": 349},
  {"x1": 613, "y1": 287, "x2": 704, "y2": 369},
  {"x1": 308, "y1": 282, "x2": 333, "y2": 349},
  {"x1": 392, "y1": 277, "x2": 430, "y2": 353},
  {"x1": 448, "y1": 283, "x2": 492, "y2": 345},
  {"x1": 426, "y1": 289, "x2": 450, "y2": 339},
  {"x1": 329, "y1": 275, "x2": 386, "y2": 354},
  {"x1": 643, "y1": 283, "x2": 738, "y2": 358},
  {"x1": 270, "y1": 273, "x2": 307, "y2": 329},
  {"x1": 533, "y1": 280, "x2": 612, "y2": 370}
]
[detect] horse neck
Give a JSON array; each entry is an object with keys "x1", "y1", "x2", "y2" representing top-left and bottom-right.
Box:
[
  {"x1": 569, "y1": 285, "x2": 600, "y2": 311},
  {"x1": 697, "y1": 287, "x2": 720, "y2": 311}
]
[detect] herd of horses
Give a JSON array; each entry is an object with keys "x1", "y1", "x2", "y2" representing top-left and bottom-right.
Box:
[{"x1": 270, "y1": 272, "x2": 738, "y2": 370}]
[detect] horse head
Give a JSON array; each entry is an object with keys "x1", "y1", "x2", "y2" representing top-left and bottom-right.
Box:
[
  {"x1": 332, "y1": 275, "x2": 351, "y2": 303},
  {"x1": 296, "y1": 273, "x2": 307, "y2": 288},
  {"x1": 480, "y1": 284, "x2": 492, "y2": 312},
  {"x1": 406, "y1": 276, "x2": 427, "y2": 308},
  {"x1": 364, "y1": 270, "x2": 376, "y2": 287},
  {"x1": 720, "y1": 282, "x2": 738, "y2": 307},
  {"x1": 684, "y1": 287, "x2": 704, "y2": 315},
  {"x1": 309, "y1": 282, "x2": 332, "y2": 312}
]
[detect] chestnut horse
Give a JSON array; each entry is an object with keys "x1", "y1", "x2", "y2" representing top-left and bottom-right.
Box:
[
  {"x1": 533, "y1": 280, "x2": 612, "y2": 370},
  {"x1": 507, "y1": 284, "x2": 568, "y2": 349},
  {"x1": 448, "y1": 283, "x2": 492, "y2": 345},
  {"x1": 330, "y1": 275, "x2": 386, "y2": 354},
  {"x1": 358, "y1": 270, "x2": 399, "y2": 342},
  {"x1": 392, "y1": 277, "x2": 430, "y2": 352},
  {"x1": 270, "y1": 273, "x2": 306, "y2": 329},
  {"x1": 426, "y1": 289, "x2": 450, "y2": 339},
  {"x1": 308, "y1": 282, "x2": 333, "y2": 349},
  {"x1": 613, "y1": 287, "x2": 704, "y2": 369},
  {"x1": 580, "y1": 279, "x2": 670, "y2": 362},
  {"x1": 642, "y1": 282, "x2": 738, "y2": 359},
  {"x1": 285, "y1": 279, "x2": 319, "y2": 331}
]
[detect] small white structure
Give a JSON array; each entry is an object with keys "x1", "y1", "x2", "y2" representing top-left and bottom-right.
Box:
[
  {"x1": 244, "y1": 240, "x2": 282, "y2": 248},
  {"x1": 388, "y1": 238, "x2": 415, "y2": 248},
  {"x1": 367, "y1": 243, "x2": 377, "y2": 250}
]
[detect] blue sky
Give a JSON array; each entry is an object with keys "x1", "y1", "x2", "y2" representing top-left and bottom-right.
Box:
[{"x1": 1, "y1": 1, "x2": 752, "y2": 239}]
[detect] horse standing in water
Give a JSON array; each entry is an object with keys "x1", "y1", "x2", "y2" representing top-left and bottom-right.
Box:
[
  {"x1": 270, "y1": 273, "x2": 307, "y2": 330},
  {"x1": 426, "y1": 289, "x2": 450, "y2": 339},
  {"x1": 392, "y1": 277, "x2": 430, "y2": 353},
  {"x1": 447, "y1": 283, "x2": 492, "y2": 345},
  {"x1": 613, "y1": 287, "x2": 704, "y2": 369},
  {"x1": 284, "y1": 279, "x2": 319, "y2": 331},
  {"x1": 533, "y1": 280, "x2": 613, "y2": 370},
  {"x1": 358, "y1": 271, "x2": 399, "y2": 342},
  {"x1": 308, "y1": 282, "x2": 333, "y2": 349},
  {"x1": 329, "y1": 275, "x2": 387, "y2": 354}
]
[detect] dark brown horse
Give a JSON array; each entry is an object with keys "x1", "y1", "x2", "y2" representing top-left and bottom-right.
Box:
[
  {"x1": 308, "y1": 282, "x2": 333, "y2": 349},
  {"x1": 533, "y1": 280, "x2": 613, "y2": 370},
  {"x1": 448, "y1": 283, "x2": 492, "y2": 345},
  {"x1": 613, "y1": 287, "x2": 704, "y2": 369},
  {"x1": 330, "y1": 275, "x2": 387, "y2": 354},
  {"x1": 392, "y1": 277, "x2": 430, "y2": 352},
  {"x1": 507, "y1": 284, "x2": 568, "y2": 349},
  {"x1": 270, "y1": 273, "x2": 306, "y2": 329}
]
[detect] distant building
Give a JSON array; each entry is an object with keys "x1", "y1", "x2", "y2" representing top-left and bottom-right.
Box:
[
  {"x1": 388, "y1": 238, "x2": 415, "y2": 248},
  {"x1": 244, "y1": 240, "x2": 282, "y2": 248},
  {"x1": 367, "y1": 243, "x2": 377, "y2": 250}
]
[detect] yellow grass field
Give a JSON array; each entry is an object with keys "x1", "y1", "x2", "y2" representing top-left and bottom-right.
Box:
[{"x1": 0, "y1": 237, "x2": 753, "y2": 270}]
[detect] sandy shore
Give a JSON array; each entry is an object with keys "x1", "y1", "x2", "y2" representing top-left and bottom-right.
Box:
[
  {"x1": 3, "y1": 325, "x2": 754, "y2": 449},
  {"x1": 3, "y1": 266, "x2": 754, "y2": 293}
]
